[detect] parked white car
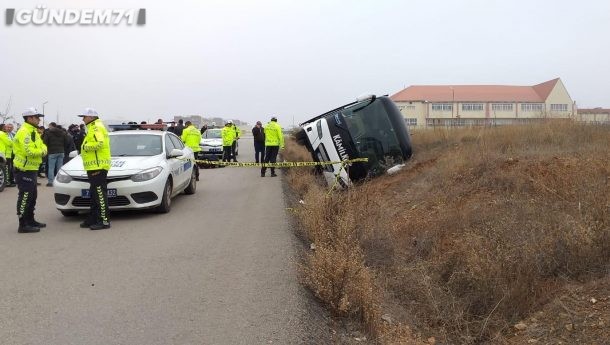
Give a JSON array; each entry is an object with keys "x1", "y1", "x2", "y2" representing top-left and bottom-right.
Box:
[
  {"x1": 53, "y1": 129, "x2": 197, "y2": 216},
  {"x1": 198, "y1": 128, "x2": 238, "y2": 167}
]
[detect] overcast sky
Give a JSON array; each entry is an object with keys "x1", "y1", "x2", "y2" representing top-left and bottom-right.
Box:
[{"x1": 1, "y1": 0, "x2": 609, "y2": 126}]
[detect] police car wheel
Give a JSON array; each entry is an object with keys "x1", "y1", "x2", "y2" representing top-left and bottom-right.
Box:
[
  {"x1": 155, "y1": 179, "x2": 172, "y2": 213},
  {"x1": 0, "y1": 164, "x2": 5, "y2": 192},
  {"x1": 184, "y1": 169, "x2": 197, "y2": 195}
]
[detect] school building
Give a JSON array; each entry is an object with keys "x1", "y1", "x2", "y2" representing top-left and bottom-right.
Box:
[{"x1": 390, "y1": 78, "x2": 576, "y2": 127}]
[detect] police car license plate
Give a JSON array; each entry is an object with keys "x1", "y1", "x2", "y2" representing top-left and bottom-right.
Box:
[
  {"x1": 81, "y1": 189, "x2": 117, "y2": 198},
  {"x1": 210, "y1": 148, "x2": 221, "y2": 152}
]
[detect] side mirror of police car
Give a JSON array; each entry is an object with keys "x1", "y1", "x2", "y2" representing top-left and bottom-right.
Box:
[
  {"x1": 68, "y1": 150, "x2": 79, "y2": 158},
  {"x1": 168, "y1": 149, "x2": 184, "y2": 158}
]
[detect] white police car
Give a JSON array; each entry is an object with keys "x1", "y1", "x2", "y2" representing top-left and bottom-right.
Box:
[{"x1": 54, "y1": 128, "x2": 197, "y2": 216}]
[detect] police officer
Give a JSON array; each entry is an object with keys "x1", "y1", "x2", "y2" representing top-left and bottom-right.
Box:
[
  {"x1": 260, "y1": 116, "x2": 284, "y2": 177},
  {"x1": 0, "y1": 124, "x2": 16, "y2": 187},
  {"x1": 221, "y1": 121, "x2": 235, "y2": 162},
  {"x1": 5, "y1": 123, "x2": 17, "y2": 185},
  {"x1": 229, "y1": 120, "x2": 240, "y2": 162},
  {"x1": 13, "y1": 108, "x2": 48, "y2": 233},
  {"x1": 78, "y1": 108, "x2": 111, "y2": 230},
  {"x1": 180, "y1": 121, "x2": 201, "y2": 181}
]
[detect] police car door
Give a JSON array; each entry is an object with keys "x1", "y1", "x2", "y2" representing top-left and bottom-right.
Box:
[{"x1": 166, "y1": 134, "x2": 190, "y2": 188}]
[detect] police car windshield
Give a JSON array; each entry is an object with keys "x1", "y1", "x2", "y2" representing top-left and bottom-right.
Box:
[
  {"x1": 110, "y1": 134, "x2": 163, "y2": 156},
  {"x1": 341, "y1": 99, "x2": 404, "y2": 176},
  {"x1": 203, "y1": 129, "x2": 222, "y2": 139}
]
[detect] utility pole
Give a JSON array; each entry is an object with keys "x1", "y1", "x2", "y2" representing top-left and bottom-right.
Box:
[{"x1": 42, "y1": 101, "x2": 48, "y2": 126}]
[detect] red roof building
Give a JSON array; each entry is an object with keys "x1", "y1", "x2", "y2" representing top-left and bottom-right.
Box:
[{"x1": 390, "y1": 78, "x2": 576, "y2": 127}]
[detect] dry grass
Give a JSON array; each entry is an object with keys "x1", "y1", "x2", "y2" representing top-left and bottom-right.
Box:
[{"x1": 284, "y1": 121, "x2": 610, "y2": 344}]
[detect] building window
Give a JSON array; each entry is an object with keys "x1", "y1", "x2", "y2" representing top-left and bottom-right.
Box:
[
  {"x1": 398, "y1": 105, "x2": 416, "y2": 111},
  {"x1": 492, "y1": 103, "x2": 513, "y2": 111},
  {"x1": 521, "y1": 103, "x2": 544, "y2": 112},
  {"x1": 405, "y1": 118, "x2": 417, "y2": 126},
  {"x1": 551, "y1": 104, "x2": 568, "y2": 112},
  {"x1": 431, "y1": 103, "x2": 452, "y2": 111},
  {"x1": 462, "y1": 103, "x2": 483, "y2": 111}
]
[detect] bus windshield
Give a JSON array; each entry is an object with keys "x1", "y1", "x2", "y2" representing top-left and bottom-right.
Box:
[{"x1": 341, "y1": 99, "x2": 405, "y2": 176}]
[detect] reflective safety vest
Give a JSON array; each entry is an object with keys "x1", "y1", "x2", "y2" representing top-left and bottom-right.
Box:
[
  {"x1": 81, "y1": 119, "x2": 111, "y2": 171},
  {"x1": 181, "y1": 125, "x2": 201, "y2": 152},
  {"x1": 221, "y1": 126, "x2": 235, "y2": 146},
  {"x1": 264, "y1": 121, "x2": 284, "y2": 148},
  {"x1": 13, "y1": 122, "x2": 47, "y2": 171},
  {"x1": 0, "y1": 131, "x2": 12, "y2": 157}
]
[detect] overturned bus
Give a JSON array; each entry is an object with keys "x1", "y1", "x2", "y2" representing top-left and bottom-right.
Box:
[{"x1": 296, "y1": 95, "x2": 412, "y2": 188}]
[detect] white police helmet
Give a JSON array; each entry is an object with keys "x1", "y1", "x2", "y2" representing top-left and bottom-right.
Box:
[
  {"x1": 21, "y1": 107, "x2": 44, "y2": 117},
  {"x1": 77, "y1": 108, "x2": 99, "y2": 117}
]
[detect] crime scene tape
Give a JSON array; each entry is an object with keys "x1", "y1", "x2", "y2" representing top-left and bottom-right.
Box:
[{"x1": 192, "y1": 157, "x2": 368, "y2": 168}]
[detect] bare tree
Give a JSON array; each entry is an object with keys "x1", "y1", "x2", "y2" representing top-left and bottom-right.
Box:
[{"x1": 0, "y1": 96, "x2": 14, "y2": 124}]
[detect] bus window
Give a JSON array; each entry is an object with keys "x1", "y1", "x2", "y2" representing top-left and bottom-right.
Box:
[{"x1": 343, "y1": 99, "x2": 404, "y2": 175}]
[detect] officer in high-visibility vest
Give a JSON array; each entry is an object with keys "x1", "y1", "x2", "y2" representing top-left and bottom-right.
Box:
[
  {"x1": 0, "y1": 123, "x2": 16, "y2": 187},
  {"x1": 13, "y1": 108, "x2": 48, "y2": 233},
  {"x1": 228, "y1": 120, "x2": 240, "y2": 162},
  {"x1": 261, "y1": 116, "x2": 284, "y2": 177},
  {"x1": 5, "y1": 123, "x2": 17, "y2": 185},
  {"x1": 78, "y1": 108, "x2": 112, "y2": 230},
  {"x1": 221, "y1": 121, "x2": 236, "y2": 162},
  {"x1": 180, "y1": 121, "x2": 201, "y2": 181}
]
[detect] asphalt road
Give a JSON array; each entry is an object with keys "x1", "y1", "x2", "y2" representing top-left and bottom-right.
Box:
[{"x1": 0, "y1": 137, "x2": 329, "y2": 345}]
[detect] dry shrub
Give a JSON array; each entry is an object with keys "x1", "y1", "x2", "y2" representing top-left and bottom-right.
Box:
[
  {"x1": 385, "y1": 122, "x2": 610, "y2": 343},
  {"x1": 286, "y1": 122, "x2": 609, "y2": 344},
  {"x1": 282, "y1": 136, "x2": 314, "y2": 164},
  {"x1": 282, "y1": 137, "x2": 319, "y2": 196}
]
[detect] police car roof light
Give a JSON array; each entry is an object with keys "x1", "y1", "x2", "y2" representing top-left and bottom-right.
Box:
[{"x1": 108, "y1": 123, "x2": 168, "y2": 132}]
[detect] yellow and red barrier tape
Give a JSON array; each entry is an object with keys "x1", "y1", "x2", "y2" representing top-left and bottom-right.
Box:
[{"x1": 191, "y1": 158, "x2": 368, "y2": 168}]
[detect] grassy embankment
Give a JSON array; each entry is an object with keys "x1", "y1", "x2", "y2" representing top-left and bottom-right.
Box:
[{"x1": 283, "y1": 121, "x2": 610, "y2": 344}]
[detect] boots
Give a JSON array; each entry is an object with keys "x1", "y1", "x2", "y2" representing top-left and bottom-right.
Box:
[
  {"x1": 89, "y1": 222, "x2": 111, "y2": 230},
  {"x1": 18, "y1": 219, "x2": 40, "y2": 233},
  {"x1": 32, "y1": 220, "x2": 47, "y2": 228}
]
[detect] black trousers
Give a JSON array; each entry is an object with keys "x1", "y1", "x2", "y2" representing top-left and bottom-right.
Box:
[
  {"x1": 254, "y1": 141, "x2": 265, "y2": 163},
  {"x1": 39, "y1": 157, "x2": 47, "y2": 177},
  {"x1": 86, "y1": 170, "x2": 110, "y2": 225},
  {"x1": 7, "y1": 158, "x2": 15, "y2": 184},
  {"x1": 15, "y1": 170, "x2": 37, "y2": 225},
  {"x1": 230, "y1": 141, "x2": 237, "y2": 162},
  {"x1": 222, "y1": 146, "x2": 232, "y2": 162},
  {"x1": 261, "y1": 146, "x2": 279, "y2": 175}
]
